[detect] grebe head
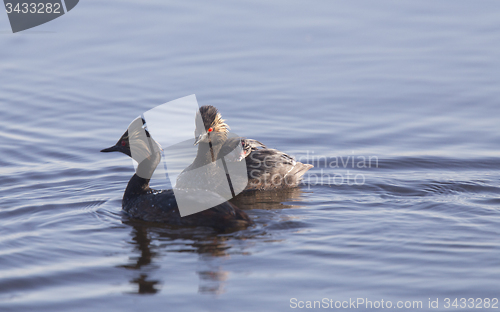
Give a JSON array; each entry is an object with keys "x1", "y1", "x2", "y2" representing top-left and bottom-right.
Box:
[
  {"x1": 101, "y1": 129, "x2": 132, "y2": 157},
  {"x1": 101, "y1": 117, "x2": 160, "y2": 160},
  {"x1": 194, "y1": 105, "x2": 229, "y2": 145}
]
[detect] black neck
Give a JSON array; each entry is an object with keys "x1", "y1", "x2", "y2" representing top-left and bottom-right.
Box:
[
  {"x1": 191, "y1": 139, "x2": 223, "y2": 169},
  {"x1": 123, "y1": 150, "x2": 161, "y2": 201},
  {"x1": 124, "y1": 174, "x2": 151, "y2": 197}
]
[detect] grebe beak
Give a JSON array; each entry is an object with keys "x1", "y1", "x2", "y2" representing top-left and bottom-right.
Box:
[
  {"x1": 193, "y1": 133, "x2": 209, "y2": 145},
  {"x1": 100, "y1": 145, "x2": 120, "y2": 153}
]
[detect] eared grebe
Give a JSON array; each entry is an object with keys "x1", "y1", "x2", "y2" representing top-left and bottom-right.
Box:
[
  {"x1": 101, "y1": 116, "x2": 252, "y2": 231},
  {"x1": 201, "y1": 105, "x2": 314, "y2": 190},
  {"x1": 175, "y1": 105, "x2": 230, "y2": 191}
]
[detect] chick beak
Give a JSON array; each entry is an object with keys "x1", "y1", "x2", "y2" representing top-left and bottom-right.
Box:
[
  {"x1": 237, "y1": 151, "x2": 246, "y2": 161},
  {"x1": 193, "y1": 133, "x2": 208, "y2": 145}
]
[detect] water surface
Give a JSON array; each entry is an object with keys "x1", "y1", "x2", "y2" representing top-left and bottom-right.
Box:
[{"x1": 1, "y1": 1, "x2": 500, "y2": 311}]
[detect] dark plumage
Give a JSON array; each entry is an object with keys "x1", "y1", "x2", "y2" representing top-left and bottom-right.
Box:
[
  {"x1": 203, "y1": 106, "x2": 314, "y2": 190},
  {"x1": 101, "y1": 117, "x2": 252, "y2": 231}
]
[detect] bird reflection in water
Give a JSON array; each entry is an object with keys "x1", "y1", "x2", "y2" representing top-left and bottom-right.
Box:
[
  {"x1": 119, "y1": 222, "x2": 240, "y2": 295},
  {"x1": 130, "y1": 274, "x2": 161, "y2": 295},
  {"x1": 118, "y1": 187, "x2": 305, "y2": 295},
  {"x1": 119, "y1": 225, "x2": 160, "y2": 294},
  {"x1": 230, "y1": 187, "x2": 306, "y2": 211},
  {"x1": 197, "y1": 267, "x2": 230, "y2": 294}
]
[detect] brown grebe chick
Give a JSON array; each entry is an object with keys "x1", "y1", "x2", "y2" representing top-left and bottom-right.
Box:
[
  {"x1": 101, "y1": 117, "x2": 252, "y2": 231},
  {"x1": 202, "y1": 105, "x2": 313, "y2": 190},
  {"x1": 175, "y1": 105, "x2": 230, "y2": 191}
]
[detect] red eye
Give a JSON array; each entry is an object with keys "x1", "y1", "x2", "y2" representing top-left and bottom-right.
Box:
[
  {"x1": 208, "y1": 128, "x2": 213, "y2": 132},
  {"x1": 121, "y1": 140, "x2": 126, "y2": 147}
]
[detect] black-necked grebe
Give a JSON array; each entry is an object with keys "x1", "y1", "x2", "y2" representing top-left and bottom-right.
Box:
[
  {"x1": 202, "y1": 106, "x2": 314, "y2": 190},
  {"x1": 175, "y1": 105, "x2": 231, "y2": 191},
  {"x1": 101, "y1": 115, "x2": 252, "y2": 231}
]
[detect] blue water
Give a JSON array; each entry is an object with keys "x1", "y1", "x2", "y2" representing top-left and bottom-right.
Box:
[{"x1": 1, "y1": 1, "x2": 500, "y2": 311}]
